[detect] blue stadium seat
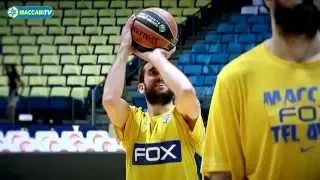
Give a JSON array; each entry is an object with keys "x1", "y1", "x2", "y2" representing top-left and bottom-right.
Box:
[
  {"x1": 183, "y1": 65, "x2": 202, "y2": 75},
  {"x1": 235, "y1": 23, "x2": 250, "y2": 33},
  {"x1": 227, "y1": 43, "x2": 244, "y2": 53},
  {"x1": 196, "y1": 86, "x2": 213, "y2": 96},
  {"x1": 209, "y1": 65, "x2": 222, "y2": 75},
  {"x1": 248, "y1": 15, "x2": 268, "y2": 24},
  {"x1": 178, "y1": 54, "x2": 194, "y2": 64},
  {"x1": 217, "y1": 23, "x2": 234, "y2": 33},
  {"x1": 127, "y1": 90, "x2": 142, "y2": 98},
  {"x1": 229, "y1": 15, "x2": 247, "y2": 24},
  {"x1": 204, "y1": 76, "x2": 216, "y2": 86},
  {"x1": 202, "y1": 65, "x2": 221, "y2": 75},
  {"x1": 207, "y1": 44, "x2": 226, "y2": 53},
  {"x1": 0, "y1": 124, "x2": 21, "y2": 135},
  {"x1": 195, "y1": 54, "x2": 211, "y2": 64},
  {"x1": 222, "y1": 34, "x2": 236, "y2": 43},
  {"x1": 202, "y1": 65, "x2": 210, "y2": 74},
  {"x1": 256, "y1": 33, "x2": 271, "y2": 43},
  {"x1": 192, "y1": 43, "x2": 207, "y2": 52},
  {"x1": 229, "y1": 53, "x2": 241, "y2": 60},
  {"x1": 177, "y1": 65, "x2": 184, "y2": 71},
  {"x1": 133, "y1": 97, "x2": 147, "y2": 110},
  {"x1": 204, "y1": 86, "x2": 213, "y2": 96},
  {"x1": 239, "y1": 34, "x2": 255, "y2": 43},
  {"x1": 201, "y1": 97, "x2": 212, "y2": 110},
  {"x1": 245, "y1": 44, "x2": 256, "y2": 51},
  {"x1": 189, "y1": 76, "x2": 205, "y2": 86},
  {"x1": 210, "y1": 53, "x2": 229, "y2": 64},
  {"x1": 195, "y1": 87, "x2": 205, "y2": 97},
  {"x1": 205, "y1": 34, "x2": 221, "y2": 43},
  {"x1": 28, "y1": 124, "x2": 51, "y2": 137},
  {"x1": 252, "y1": 24, "x2": 270, "y2": 33}
]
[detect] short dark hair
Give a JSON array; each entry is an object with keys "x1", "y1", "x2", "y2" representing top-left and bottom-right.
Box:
[{"x1": 138, "y1": 62, "x2": 147, "y2": 83}]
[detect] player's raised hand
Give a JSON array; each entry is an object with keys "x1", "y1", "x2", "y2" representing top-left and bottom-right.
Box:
[
  {"x1": 119, "y1": 15, "x2": 135, "y2": 54},
  {"x1": 134, "y1": 47, "x2": 176, "y2": 62}
]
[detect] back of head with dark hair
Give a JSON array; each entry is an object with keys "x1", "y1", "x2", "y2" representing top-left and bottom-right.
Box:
[{"x1": 138, "y1": 62, "x2": 147, "y2": 83}]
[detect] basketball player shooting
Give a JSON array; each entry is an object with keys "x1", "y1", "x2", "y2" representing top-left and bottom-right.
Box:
[
  {"x1": 201, "y1": 0, "x2": 320, "y2": 179},
  {"x1": 103, "y1": 13, "x2": 205, "y2": 180}
]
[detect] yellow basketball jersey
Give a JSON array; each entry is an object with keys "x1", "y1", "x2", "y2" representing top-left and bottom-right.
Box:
[
  {"x1": 114, "y1": 105, "x2": 205, "y2": 180},
  {"x1": 201, "y1": 42, "x2": 320, "y2": 180}
]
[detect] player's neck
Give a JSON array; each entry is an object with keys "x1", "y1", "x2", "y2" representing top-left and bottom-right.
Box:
[
  {"x1": 147, "y1": 102, "x2": 173, "y2": 116},
  {"x1": 268, "y1": 31, "x2": 320, "y2": 62}
]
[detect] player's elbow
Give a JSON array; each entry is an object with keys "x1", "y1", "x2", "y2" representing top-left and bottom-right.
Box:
[
  {"x1": 180, "y1": 85, "x2": 196, "y2": 98},
  {"x1": 102, "y1": 95, "x2": 116, "y2": 110}
]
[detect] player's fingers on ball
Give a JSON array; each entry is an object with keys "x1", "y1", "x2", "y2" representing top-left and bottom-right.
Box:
[
  {"x1": 127, "y1": 15, "x2": 135, "y2": 26},
  {"x1": 169, "y1": 47, "x2": 176, "y2": 56},
  {"x1": 123, "y1": 15, "x2": 134, "y2": 30},
  {"x1": 133, "y1": 51, "x2": 142, "y2": 58},
  {"x1": 136, "y1": 52, "x2": 148, "y2": 61},
  {"x1": 129, "y1": 14, "x2": 135, "y2": 20},
  {"x1": 158, "y1": 48, "x2": 170, "y2": 58},
  {"x1": 131, "y1": 47, "x2": 138, "y2": 55}
]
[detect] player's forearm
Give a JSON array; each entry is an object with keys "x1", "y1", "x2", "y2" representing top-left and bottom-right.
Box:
[
  {"x1": 149, "y1": 56, "x2": 195, "y2": 97},
  {"x1": 103, "y1": 46, "x2": 129, "y2": 102}
]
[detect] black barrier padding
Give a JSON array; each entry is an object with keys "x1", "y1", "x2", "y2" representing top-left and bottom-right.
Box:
[{"x1": 0, "y1": 152, "x2": 126, "y2": 180}]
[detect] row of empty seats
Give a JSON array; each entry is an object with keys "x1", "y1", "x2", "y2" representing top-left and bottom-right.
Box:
[
  {"x1": 0, "y1": 75, "x2": 105, "y2": 87},
  {"x1": 0, "y1": 54, "x2": 116, "y2": 65},
  {"x1": 2, "y1": 44, "x2": 120, "y2": 54},
  {"x1": 216, "y1": 23, "x2": 270, "y2": 34},
  {"x1": 0, "y1": 130, "x2": 122, "y2": 152},
  {"x1": 0, "y1": 0, "x2": 210, "y2": 9},
  {"x1": 0, "y1": 64, "x2": 111, "y2": 75},
  {"x1": 226, "y1": 14, "x2": 271, "y2": 24},
  {"x1": 2, "y1": 35, "x2": 121, "y2": 45},
  {"x1": 0, "y1": 86, "x2": 89, "y2": 97},
  {"x1": 179, "y1": 53, "x2": 233, "y2": 65},
  {"x1": 0, "y1": 26, "x2": 121, "y2": 35},
  {"x1": 0, "y1": 0, "x2": 212, "y2": 120},
  {"x1": 1, "y1": 18, "x2": 169, "y2": 27},
  {"x1": 201, "y1": 33, "x2": 269, "y2": 45},
  {"x1": 173, "y1": 14, "x2": 271, "y2": 106}
]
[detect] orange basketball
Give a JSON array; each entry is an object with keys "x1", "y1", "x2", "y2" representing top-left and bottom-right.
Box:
[{"x1": 131, "y1": 8, "x2": 178, "y2": 52}]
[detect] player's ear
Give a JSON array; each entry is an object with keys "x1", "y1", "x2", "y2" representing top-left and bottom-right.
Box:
[{"x1": 138, "y1": 83, "x2": 145, "y2": 94}]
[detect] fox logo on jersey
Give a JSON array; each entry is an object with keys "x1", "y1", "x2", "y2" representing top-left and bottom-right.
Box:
[{"x1": 133, "y1": 140, "x2": 182, "y2": 165}]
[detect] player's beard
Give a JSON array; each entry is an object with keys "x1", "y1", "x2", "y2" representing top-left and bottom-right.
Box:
[
  {"x1": 274, "y1": 0, "x2": 320, "y2": 39},
  {"x1": 144, "y1": 83, "x2": 174, "y2": 106}
]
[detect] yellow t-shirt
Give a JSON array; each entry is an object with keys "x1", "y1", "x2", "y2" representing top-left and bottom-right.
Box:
[
  {"x1": 201, "y1": 42, "x2": 320, "y2": 180},
  {"x1": 115, "y1": 105, "x2": 205, "y2": 180}
]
